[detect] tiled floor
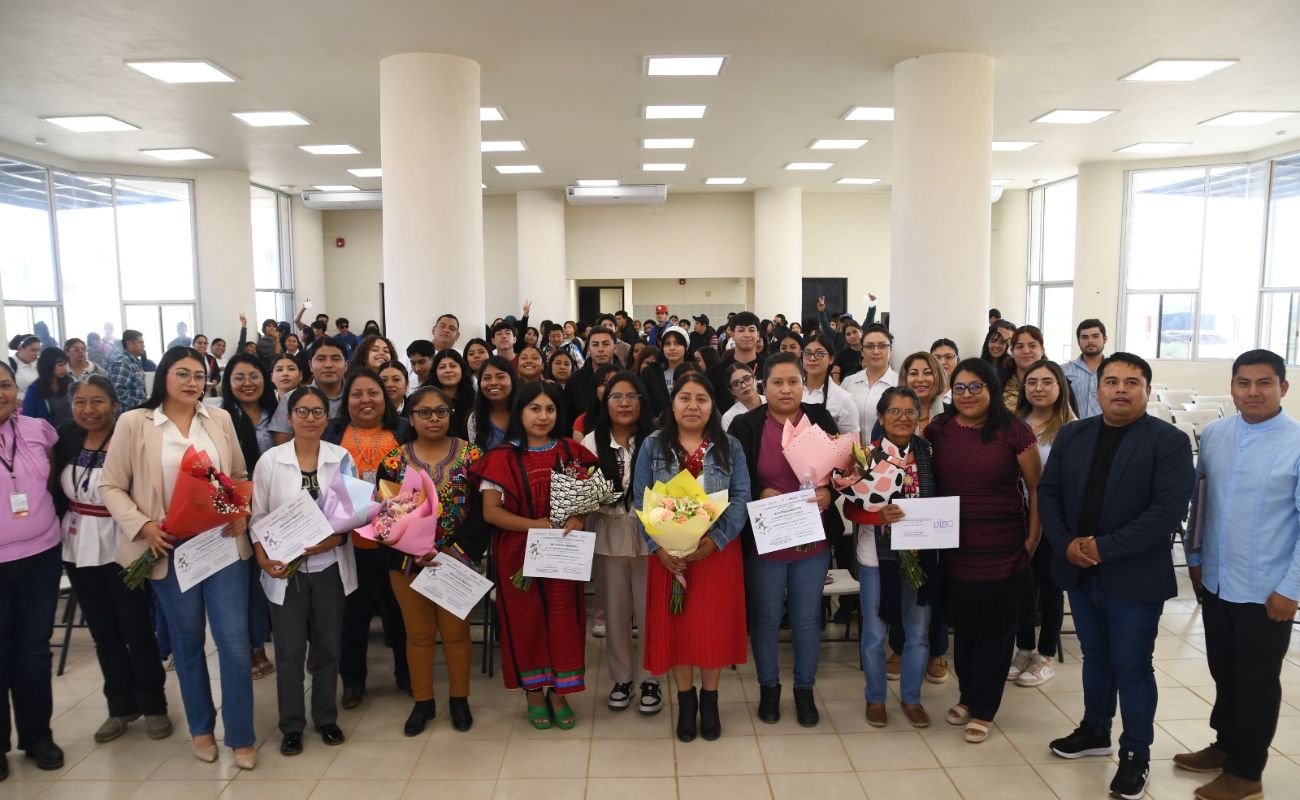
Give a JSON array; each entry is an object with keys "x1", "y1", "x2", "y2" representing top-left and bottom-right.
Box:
[{"x1": 11, "y1": 570, "x2": 1300, "y2": 799}]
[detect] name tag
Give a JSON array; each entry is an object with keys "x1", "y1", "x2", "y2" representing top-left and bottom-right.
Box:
[{"x1": 10, "y1": 492, "x2": 30, "y2": 518}]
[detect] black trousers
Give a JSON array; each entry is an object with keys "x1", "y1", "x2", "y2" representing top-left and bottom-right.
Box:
[
  {"x1": 0, "y1": 545, "x2": 61, "y2": 753},
  {"x1": 65, "y1": 561, "x2": 168, "y2": 718},
  {"x1": 1202, "y1": 591, "x2": 1294, "y2": 781},
  {"x1": 339, "y1": 547, "x2": 408, "y2": 690},
  {"x1": 1015, "y1": 542, "x2": 1064, "y2": 657},
  {"x1": 269, "y1": 564, "x2": 345, "y2": 734},
  {"x1": 949, "y1": 572, "x2": 1026, "y2": 722}
]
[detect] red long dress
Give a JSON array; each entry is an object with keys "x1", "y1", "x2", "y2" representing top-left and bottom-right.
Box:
[{"x1": 470, "y1": 439, "x2": 598, "y2": 694}]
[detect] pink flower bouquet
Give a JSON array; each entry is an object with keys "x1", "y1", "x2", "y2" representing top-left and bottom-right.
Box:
[
  {"x1": 781, "y1": 416, "x2": 854, "y2": 487},
  {"x1": 355, "y1": 468, "x2": 441, "y2": 556}
]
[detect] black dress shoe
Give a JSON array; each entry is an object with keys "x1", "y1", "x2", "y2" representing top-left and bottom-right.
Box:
[
  {"x1": 793, "y1": 687, "x2": 819, "y2": 727},
  {"x1": 24, "y1": 739, "x2": 63, "y2": 771},
  {"x1": 319, "y1": 724, "x2": 345, "y2": 746},
  {"x1": 699, "y1": 689, "x2": 721, "y2": 741},
  {"x1": 280, "y1": 732, "x2": 303, "y2": 756},
  {"x1": 341, "y1": 686, "x2": 365, "y2": 709},
  {"x1": 448, "y1": 697, "x2": 473, "y2": 732},
  {"x1": 676, "y1": 688, "x2": 698, "y2": 743},
  {"x1": 757, "y1": 683, "x2": 782, "y2": 724},
  {"x1": 404, "y1": 699, "x2": 436, "y2": 736}
]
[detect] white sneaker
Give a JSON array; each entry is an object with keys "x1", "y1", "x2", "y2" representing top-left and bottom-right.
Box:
[
  {"x1": 1015, "y1": 653, "x2": 1056, "y2": 687},
  {"x1": 592, "y1": 622, "x2": 607, "y2": 638},
  {"x1": 1007, "y1": 648, "x2": 1033, "y2": 681}
]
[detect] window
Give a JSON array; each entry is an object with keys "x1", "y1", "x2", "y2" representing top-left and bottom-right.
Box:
[
  {"x1": 251, "y1": 185, "x2": 294, "y2": 324},
  {"x1": 1259, "y1": 153, "x2": 1300, "y2": 362},
  {"x1": 1026, "y1": 177, "x2": 1077, "y2": 362},
  {"x1": 1, "y1": 157, "x2": 60, "y2": 341}
]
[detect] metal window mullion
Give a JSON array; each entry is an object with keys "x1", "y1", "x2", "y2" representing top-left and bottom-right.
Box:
[
  {"x1": 109, "y1": 178, "x2": 129, "y2": 333},
  {"x1": 1188, "y1": 167, "x2": 1212, "y2": 360},
  {"x1": 43, "y1": 165, "x2": 67, "y2": 338}
]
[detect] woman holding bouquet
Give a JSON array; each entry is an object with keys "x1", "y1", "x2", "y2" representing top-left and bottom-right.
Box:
[
  {"x1": 727, "y1": 353, "x2": 838, "y2": 728},
  {"x1": 470, "y1": 381, "x2": 598, "y2": 730},
  {"x1": 375, "y1": 386, "x2": 486, "y2": 735},
  {"x1": 99, "y1": 346, "x2": 258, "y2": 769},
  {"x1": 631, "y1": 374, "x2": 751, "y2": 743}
]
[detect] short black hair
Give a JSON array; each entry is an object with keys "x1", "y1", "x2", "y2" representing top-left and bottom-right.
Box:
[
  {"x1": 315, "y1": 313, "x2": 329, "y2": 322},
  {"x1": 989, "y1": 308, "x2": 1001, "y2": 319},
  {"x1": 490, "y1": 320, "x2": 515, "y2": 337},
  {"x1": 436, "y1": 313, "x2": 459, "y2": 326},
  {"x1": 587, "y1": 325, "x2": 616, "y2": 343},
  {"x1": 122, "y1": 329, "x2": 143, "y2": 344},
  {"x1": 876, "y1": 386, "x2": 922, "y2": 416},
  {"x1": 336, "y1": 317, "x2": 350, "y2": 327},
  {"x1": 763, "y1": 351, "x2": 802, "y2": 379},
  {"x1": 1232, "y1": 349, "x2": 1286, "y2": 381},
  {"x1": 311, "y1": 320, "x2": 327, "y2": 332},
  {"x1": 311, "y1": 339, "x2": 346, "y2": 359},
  {"x1": 212, "y1": 337, "x2": 226, "y2": 346},
  {"x1": 406, "y1": 339, "x2": 435, "y2": 359},
  {"x1": 731, "y1": 311, "x2": 760, "y2": 329},
  {"x1": 862, "y1": 323, "x2": 894, "y2": 343},
  {"x1": 929, "y1": 337, "x2": 959, "y2": 356},
  {"x1": 1076, "y1": 318, "x2": 1107, "y2": 338},
  {"x1": 1098, "y1": 352, "x2": 1152, "y2": 385}
]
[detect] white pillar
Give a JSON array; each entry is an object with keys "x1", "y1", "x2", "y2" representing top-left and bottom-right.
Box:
[
  {"x1": 380, "y1": 53, "x2": 484, "y2": 350},
  {"x1": 515, "y1": 189, "x2": 568, "y2": 323},
  {"x1": 623, "y1": 278, "x2": 635, "y2": 318},
  {"x1": 194, "y1": 170, "x2": 255, "y2": 337},
  {"x1": 567, "y1": 280, "x2": 579, "y2": 323},
  {"x1": 753, "y1": 188, "x2": 803, "y2": 319},
  {"x1": 890, "y1": 53, "x2": 994, "y2": 359}
]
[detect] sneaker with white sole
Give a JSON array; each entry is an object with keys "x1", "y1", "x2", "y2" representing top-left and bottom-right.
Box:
[
  {"x1": 1007, "y1": 648, "x2": 1033, "y2": 681},
  {"x1": 608, "y1": 682, "x2": 633, "y2": 709},
  {"x1": 638, "y1": 681, "x2": 663, "y2": 714},
  {"x1": 592, "y1": 622, "x2": 607, "y2": 638},
  {"x1": 1050, "y1": 724, "x2": 1114, "y2": 759},
  {"x1": 1015, "y1": 653, "x2": 1056, "y2": 687},
  {"x1": 1110, "y1": 750, "x2": 1150, "y2": 799}
]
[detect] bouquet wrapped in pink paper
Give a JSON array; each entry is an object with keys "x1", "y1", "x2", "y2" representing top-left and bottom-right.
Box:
[
  {"x1": 781, "y1": 416, "x2": 854, "y2": 487},
  {"x1": 355, "y1": 468, "x2": 441, "y2": 556}
]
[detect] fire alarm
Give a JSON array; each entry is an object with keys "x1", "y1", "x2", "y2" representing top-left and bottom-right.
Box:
[
  {"x1": 335, "y1": 237, "x2": 345, "y2": 248},
  {"x1": 678, "y1": 278, "x2": 686, "y2": 285}
]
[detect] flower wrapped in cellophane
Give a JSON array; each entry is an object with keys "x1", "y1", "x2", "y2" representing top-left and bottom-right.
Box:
[
  {"x1": 635, "y1": 470, "x2": 728, "y2": 614},
  {"x1": 121, "y1": 445, "x2": 253, "y2": 589},
  {"x1": 355, "y1": 469, "x2": 441, "y2": 556},
  {"x1": 278, "y1": 468, "x2": 382, "y2": 579},
  {"x1": 548, "y1": 463, "x2": 623, "y2": 527},
  {"x1": 781, "y1": 416, "x2": 854, "y2": 487},
  {"x1": 832, "y1": 440, "x2": 924, "y2": 590}
]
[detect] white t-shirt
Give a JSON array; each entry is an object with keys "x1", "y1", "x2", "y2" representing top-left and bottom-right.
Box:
[
  {"x1": 804, "y1": 380, "x2": 861, "y2": 436},
  {"x1": 840, "y1": 367, "x2": 899, "y2": 444}
]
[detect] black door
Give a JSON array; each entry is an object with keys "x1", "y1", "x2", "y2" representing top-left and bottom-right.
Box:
[
  {"x1": 801, "y1": 278, "x2": 848, "y2": 333},
  {"x1": 577, "y1": 287, "x2": 604, "y2": 324}
]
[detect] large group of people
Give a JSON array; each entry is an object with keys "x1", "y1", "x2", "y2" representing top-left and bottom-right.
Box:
[{"x1": 1, "y1": 298, "x2": 1296, "y2": 800}]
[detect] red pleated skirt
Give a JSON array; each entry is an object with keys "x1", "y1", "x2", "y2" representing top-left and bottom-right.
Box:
[{"x1": 643, "y1": 540, "x2": 748, "y2": 673}]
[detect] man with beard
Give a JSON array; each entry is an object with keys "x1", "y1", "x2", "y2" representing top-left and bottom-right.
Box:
[{"x1": 1063, "y1": 319, "x2": 1107, "y2": 419}]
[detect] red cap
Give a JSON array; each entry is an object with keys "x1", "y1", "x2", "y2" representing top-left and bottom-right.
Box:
[{"x1": 655, "y1": 305, "x2": 669, "y2": 314}]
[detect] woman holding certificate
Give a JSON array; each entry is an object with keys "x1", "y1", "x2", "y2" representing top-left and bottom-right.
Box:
[
  {"x1": 99, "y1": 347, "x2": 257, "y2": 769},
  {"x1": 632, "y1": 373, "x2": 750, "y2": 743},
  {"x1": 924, "y1": 357, "x2": 1041, "y2": 744},
  {"x1": 470, "y1": 382, "x2": 598, "y2": 730},
  {"x1": 251, "y1": 386, "x2": 356, "y2": 756},
  {"x1": 374, "y1": 386, "x2": 487, "y2": 735},
  {"x1": 727, "y1": 352, "x2": 837, "y2": 728}
]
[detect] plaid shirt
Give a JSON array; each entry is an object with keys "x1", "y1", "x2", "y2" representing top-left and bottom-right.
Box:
[{"x1": 107, "y1": 351, "x2": 146, "y2": 411}]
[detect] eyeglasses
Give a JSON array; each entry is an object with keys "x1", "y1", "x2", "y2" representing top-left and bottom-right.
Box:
[
  {"x1": 411, "y1": 407, "x2": 451, "y2": 420},
  {"x1": 608, "y1": 392, "x2": 643, "y2": 404},
  {"x1": 729, "y1": 374, "x2": 756, "y2": 391},
  {"x1": 802, "y1": 351, "x2": 829, "y2": 361},
  {"x1": 170, "y1": 369, "x2": 207, "y2": 385},
  {"x1": 292, "y1": 407, "x2": 328, "y2": 419},
  {"x1": 884, "y1": 408, "x2": 920, "y2": 419},
  {"x1": 230, "y1": 372, "x2": 263, "y2": 385},
  {"x1": 1024, "y1": 378, "x2": 1058, "y2": 389},
  {"x1": 934, "y1": 353, "x2": 958, "y2": 362},
  {"x1": 952, "y1": 382, "x2": 986, "y2": 395},
  {"x1": 863, "y1": 343, "x2": 891, "y2": 352}
]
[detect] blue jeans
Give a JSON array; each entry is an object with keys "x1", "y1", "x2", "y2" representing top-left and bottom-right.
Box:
[
  {"x1": 248, "y1": 558, "x2": 270, "y2": 651},
  {"x1": 860, "y1": 565, "x2": 930, "y2": 705},
  {"x1": 745, "y1": 549, "x2": 831, "y2": 688},
  {"x1": 153, "y1": 593, "x2": 171, "y2": 659},
  {"x1": 1068, "y1": 573, "x2": 1164, "y2": 761},
  {"x1": 151, "y1": 553, "x2": 255, "y2": 748}
]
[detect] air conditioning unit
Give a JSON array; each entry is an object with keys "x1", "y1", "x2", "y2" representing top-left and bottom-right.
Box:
[
  {"x1": 565, "y1": 184, "x2": 667, "y2": 205},
  {"x1": 300, "y1": 190, "x2": 383, "y2": 210}
]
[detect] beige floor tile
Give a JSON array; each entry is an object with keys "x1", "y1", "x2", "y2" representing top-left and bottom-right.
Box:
[
  {"x1": 1156, "y1": 658, "x2": 1216, "y2": 687},
  {"x1": 769, "y1": 771, "x2": 865, "y2": 800},
  {"x1": 411, "y1": 738, "x2": 506, "y2": 780},
  {"x1": 673, "y1": 735, "x2": 764, "y2": 776},
  {"x1": 990, "y1": 688, "x2": 1075, "y2": 728},
  {"x1": 425, "y1": 701, "x2": 519, "y2": 741},
  {"x1": 1146, "y1": 760, "x2": 1212, "y2": 799},
  {"x1": 945, "y1": 764, "x2": 1054, "y2": 799},
  {"x1": 62, "y1": 738, "x2": 179, "y2": 781},
  {"x1": 320, "y1": 739, "x2": 424, "y2": 780},
  {"x1": 4, "y1": 739, "x2": 93, "y2": 781},
  {"x1": 757, "y1": 733, "x2": 852, "y2": 773},
  {"x1": 128, "y1": 780, "x2": 230, "y2": 800},
  {"x1": 677, "y1": 774, "x2": 772, "y2": 800},
  {"x1": 149, "y1": 745, "x2": 245, "y2": 781},
  {"x1": 348, "y1": 702, "x2": 425, "y2": 741},
  {"x1": 999, "y1": 725, "x2": 1069, "y2": 764},
  {"x1": 232, "y1": 740, "x2": 339, "y2": 781},
  {"x1": 584, "y1": 777, "x2": 678, "y2": 800},
  {"x1": 1157, "y1": 718, "x2": 1217, "y2": 751},
  {"x1": 401, "y1": 779, "x2": 496, "y2": 800},
  {"x1": 2, "y1": 780, "x2": 53, "y2": 799},
  {"x1": 39, "y1": 781, "x2": 143, "y2": 800},
  {"x1": 493, "y1": 777, "x2": 585, "y2": 799},
  {"x1": 919, "y1": 727, "x2": 1028, "y2": 768},
  {"x1": 1045, "y1": 689, "x2": 1086, "y2": 720},
  {"x1": 590, "y1": 706, "x2": 673, "y2": 739},
  {"x1": 1153, "y1": 686, "x2": 1214, "y2": 721},
  {"x1": 1033, "y1": 760, "x2": 1121, "y2": 799},
  {"x1": 587, "y1": 737, "x2": 674, "y2": 778},
  {"x1": 839, "y1": 731, "x2": 939, "y2": 772},
  {"x1": 496, "y1": 738, "x2": 591, "y2": 779},
  {"x1": 857, "y1": 768, "x2": 960, "y2": 799},
  {"x1": 1269, "y1": 717, "x2": 1300, "y2": 755},
  {"x1": 218, "y1": 779, "x2": 318, "y2": 800},
  {"x1": 308, "y1": 779, "x2": 406, "y2": 800}
]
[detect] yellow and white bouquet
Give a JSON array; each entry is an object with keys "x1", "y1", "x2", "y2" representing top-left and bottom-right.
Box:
[{"x1": 636, "y1": 470, "x2": 729, "y2": 613}]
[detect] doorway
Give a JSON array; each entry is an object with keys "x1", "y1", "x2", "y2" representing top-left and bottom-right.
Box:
[
  {"x1": 801, "y1": 278, "x2": 847, "y2": 333},
  {"x1": 577, "y1": 286, "x2": 623, "y2": 323}
]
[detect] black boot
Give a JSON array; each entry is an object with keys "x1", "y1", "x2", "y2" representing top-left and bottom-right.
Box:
[
  {"x1": 699, "y1": 689, "x2": 721, "y2": 741},
  {"x1": 448, "y1": 697, "x2": 473, "y2": 732},
  {"x1": 404, "y1": 699, "x2": 436, "y2": 736},
  {"x1": 757, "y1": 683, "x2": 781, "y2": 724},
  {"x1": 793, "y1": 687, "x2": 819, "y2": 727},
  {"x1": 676, "y1": 688, "x2": 698, "y2": 743}
]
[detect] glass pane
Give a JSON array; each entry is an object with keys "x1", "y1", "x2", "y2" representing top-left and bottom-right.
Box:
[
  {"x1": 124, "y1": 305, "x2": 162, "y2": 367},
  {"x1": 1041, "y1": 178, "x2": 1077, "y2": 281},
  {"x1": 0, "y1": 158, "x2": 57, "y2": 301},
  {"x1": 1259, "y1": 292, "x2": 1300, "y2": 365},
  {"x1": 1125, "y1": 295, "x2": 1160, "y2": 359},
  {"x1": 54, "y1": 172, "x2": 123, "y2": 347},
  {"x1": 1026, "y1": 284, "x2": 1041, "y2": 326},
  {"x1": 1027, "y1": 188, "x2": 1044, "y2": 282},
  {"x1": 1198, "y1": 163, "x2": 1268, "y2": 359},
  {"x1": 117, "y1": 179, "x2": 195, "y2": 301},
  {"x1": 1041, "y1": 286, "x2": 1075, "y2": 363},
  {"x1": 1126, "y1": 168, "x2": 1206, "y2": 290},
  {"x1": 1157, "y1": 293, "x2": 1195, "y2": 359},
  {"x1": 4, "y1": 305, "x2": 60, "y2": 344},
  {"x1": 251, "y1": 186, "x2": 282, "y2": 290},
  {"x1": 255, "y1": 291, "x2": 279, "y2": 328},
  {"x1": 1266, "y1": 153, "x2": 1300, "y2": 287},
  {"x1": 160, "y1": 305, "x2": 196, "y2": 354}
]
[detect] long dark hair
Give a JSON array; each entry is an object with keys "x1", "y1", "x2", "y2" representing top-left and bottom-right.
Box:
[
  {"x1": 938, "y1": 357, "x2": 1013, "y2": 443},
  {"x1": 545, "y1": 348, "x2": 575, "y2": 382},
  {"x1": 656, "y1": 373, "x2": 731, "y2": 470},
  {"x1": 71, "y1": 374, "x2": 119, "y2": 406},
  {"x1": 430, "y1": 349, "x2": 475, "y2": 438},
  {"x1": 350, "y1": 334, "x2": 397, "y2": 370},
  {"x1": 335, "y1": 367, "x2": 401, "y2": 432},
  {"x1": 503, "y1": 380, "x2": 565, "y2": 447},
  {"x1": 139, "y1": 346, "x2": 205, "y2": 410},
  {"x1": 979, "y1": 321, "x2": 1016, "y2": 370},
  {"x1": 221, "y1": 354, "x2": 277, "y2": 469},
  {"x1": 590, "y1": 371, "x2": 656, "y2": 508},
  {"x1": 35, "y1": 347, "x2": 72, "y2": 399},
  {"x1": 471, "y1": 356, "x2": 517, "y2": 450}
]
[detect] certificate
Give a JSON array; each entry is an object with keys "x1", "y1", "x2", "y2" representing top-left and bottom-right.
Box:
[
  {"x1": 746, "y1": 489, "x2": 824, "y2": 555},
  {"x1": 410, "y1": 552, "x2": 495, "y2": 620},
  {"x1": 890, "y1": 496, "x2": 960, "y2": 550},
  {"x1": 173, "y1": 529, "x2": 241, "y2": 593},
  {"x1": 521, "y1": 529, "x2": 596, "y2": 582},
  {"x1": 252, "y1": 490, "x2": 336, "y2": 564}
]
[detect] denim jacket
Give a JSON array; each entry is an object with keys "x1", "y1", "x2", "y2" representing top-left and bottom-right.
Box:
[{"x1": 630, "y1": 430, "x2": 752, "y2": 553}]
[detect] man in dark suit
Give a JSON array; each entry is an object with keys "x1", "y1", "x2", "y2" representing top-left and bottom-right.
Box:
[{"x1": 1038, "y1": 352, "x2": 1194, "y2": 800}]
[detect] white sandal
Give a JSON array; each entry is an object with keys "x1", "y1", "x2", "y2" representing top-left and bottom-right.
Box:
[
  {"x1": 964, "y1": 720, "x2": 991, "y2": 743},
  {"x1": 945, "y1": 704, "x2": 971, "y2": 725}
]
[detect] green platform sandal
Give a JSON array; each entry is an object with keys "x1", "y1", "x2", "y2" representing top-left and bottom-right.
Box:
[
  {"x1": 526, "y1": 690, "x2": 552, "y2": 730},
  {"x1": 547, "y1": 690, "x2": 576, "y2": 730}
]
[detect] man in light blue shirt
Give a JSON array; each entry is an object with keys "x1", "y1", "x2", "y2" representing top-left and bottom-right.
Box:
[
  {"x1": 1061, "y1": 319, "x2": 1106, "y2": 419},
  {"x1": 1177, "y1": 349, "x2": 1299, "y2": 800}
]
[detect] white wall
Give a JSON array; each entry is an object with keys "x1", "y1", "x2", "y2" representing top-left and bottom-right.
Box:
[
  {"x1": 990, "y1": 189, "x2": 1029, "y2": 325},
  {"x1": 630, "y1": 277, "x2": 749, "y2": 323},
  {"x1": 321, "y1": 209, "x2": 385, "y2": 328},
  {"x1": 291, "y1": 197, "x2": 326, "y2": 312},
  {"x1": 801, "y1": 192, "x2": 891, "y2": 319},
  {"x1": 484, "y1": 195, "x2": 519, "y2": 320}
]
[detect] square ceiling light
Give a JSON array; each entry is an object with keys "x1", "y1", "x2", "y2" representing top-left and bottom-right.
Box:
[
  {"x1": 645, "y1": 56, "x2": 727, "y2": 76},
  {"x1": 1033, "y1": 109, "x2": 1116, "y2": 124},
  {"x1": 992, "y1": 141, "x2": 1038, "y2": 151},
  {"x1": 299, "y1": 144, "x2": 360, "y2": 155},
  {"x1": 232, "y1": 111, "x2": 310, "y2": 127},
  {"x1": 836, "y1": 177, "x2": 881, "y2": 185},
  {"x1": 644, "y1": 105, "x2": 707, "y2": 119},
  {"x1": 785, "y1": 162, "x2": 833, "y2": 170},
  {"x1": 347, "y1": 167, "x2": 382, "y2": 178},
  {"x1": 42, "y1": 115, "x2": 139, "y2": 132},
  {"x1": 577, "y1": 179, "x2": 618, "y2": 187},
  {"x1": 313, "y1": 184, "x2": 358, "y2": 191},
  {"x1": 643, "y1": 138, "x2": 695, "y2": 149},
  {"x1": 1115, "y1": 142, "x2": 1190, "y2": 154},
  {"x1": 1120, "y1": 59, "x2": 1237, "y2": 82},
  {"x1": 1200, "y1": 111, "x2": 1297, "y2": 126},
  {"x1": 480, "y1": 107, "x2": 505, "y2": 121},
  {"x1": 125, "y1": 59, "x2": 236, "y2": 83},
  {"x1": 705, "y1": 177, "x2": 747, "y2": 185},
  {"x1": 642, "y1": 163, "x2": 687, "y2": 171},
  {"x1": 495, "y1": 164, "x2": 542, "y2": 174},
  {"x1": 481, "y1": 140, "x2": 526, "y2": 152},
  {"x1": 810, "y1": 139, "x2": 868, "y2": 150},
  {"x1": 141, "y1": 148, "x2": 214, "y2": 161},
  {"x1": 843, "y1": 106, "x2": 894, "y2": 121}
]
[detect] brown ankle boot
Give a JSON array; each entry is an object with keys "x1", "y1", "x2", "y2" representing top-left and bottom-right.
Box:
[
  {"x1": 1193, "y1": 773, "x2": 1264, "y2": 800},
  {"x1": 1174, "y1": 745, "x2": 1228, "y2": 773}
]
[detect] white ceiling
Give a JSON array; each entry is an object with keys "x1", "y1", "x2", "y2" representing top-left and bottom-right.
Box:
[{"x1": 2, "y1": 0, "x2": 1299, "y2": 195}]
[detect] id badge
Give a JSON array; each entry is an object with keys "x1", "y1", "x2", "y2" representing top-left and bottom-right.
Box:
[
  {"x1": 10, "y1": 491, "x2": 29, "y2": 518},
  {"x1": 362, "y1": 470, "x2": 377, "y2": 483},
  {"x1": 67, "y1": 511, "x2": 79, "y2": 536}
]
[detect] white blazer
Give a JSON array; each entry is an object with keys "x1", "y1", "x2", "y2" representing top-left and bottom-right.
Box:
[{"x1": 251, "y1": 440, "x2": 359, "y2": 603}]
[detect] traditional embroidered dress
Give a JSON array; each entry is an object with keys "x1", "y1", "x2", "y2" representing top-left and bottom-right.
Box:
[
  {"x1": 470, "y1": 438, "x2": 598, "y2": 694},
  {"x1": 375, "y1": 438, "x2": 487, "y2": 569}
]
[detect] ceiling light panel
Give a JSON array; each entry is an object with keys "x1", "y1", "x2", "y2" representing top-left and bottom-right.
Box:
[
  {"x1": 495, "y1": 165, "x2": 542, "y2": 174},
  {"x1": 1033, "y1": 109, "x2": 1117, "y2": 124},
  {"x1": 836, "y1": 177, "x2": 881, "y2": 185},
  {"x1": 642, "y1": 163, "x2": 687, "y2": 171},
  {"x1": 299, "y1": 144, "x2": 360, "y2": 155},
  {"x1": 481, "y1": 140, "x2": 526, "y2": 152},
  {"x1": 810, "y1": 139, "x2": 868, "y2": 150},
  {"x1": 125, "y1": 59, "x2": 236, "y2": 83},
  {"x1": 645, "y1": 56, "x2": 727, "y2": 76},
  {"x1": 480, "y1": 107, "x2": 505, "y2": 121},
  {"x1": 642, "y1": 138, "x2": 695, "y2": 149},
  {"x1": 42, "y1": 115, "x2": 138, "y2": 132},
  {"x1": 785, "y1": 162, "x2": 833, "y2": 170},
  {"x1": 313, "y1": 184, "x2": 358, "y2": 191},
  {"x1": 347, "y1": 167, "x2": 382, "y2": 178},
  {"x1": 141, "y1": 148, "x2": 213, "y2": 161},
  {"x1": 1120, "y1": 59, "x2": 1237, "y2": 82},
  {"x1": 1115, "y1": 142, "x2": 1190, "y2": 154},
  {"x1": 577, "y1": 179, "x2": 618, "y2": 187},
  {"x1": 232, "y1": 111, "x2": 310, "y2": 127},
  {"x1": 705, "y1": 177, "x2": 747, "y2": 185},
  {"x1": 843, "y1": 106, "x2": 894, "y2": 121},
  {"x1": 992, "y1": 141, "x2": 1038, "y2": 151},
  {"x1": 644, "y1": 105, "x2": 707, "y2": 119},
  {"x1": 1200, "y1": 111, "x2": 1297, "y2": 126}
]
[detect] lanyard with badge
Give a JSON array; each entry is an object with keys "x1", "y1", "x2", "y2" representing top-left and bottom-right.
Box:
[
  {"x1": 67, "y1": 426, "x2": 113, "y2": 536},
  {"x1": 1, "y1": 418, "x2": 27, "y2": 518}
]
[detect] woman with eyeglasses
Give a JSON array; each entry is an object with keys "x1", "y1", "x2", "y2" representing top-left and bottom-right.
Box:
[
  {"x1": 720, "y1": 361, "x2": 763, "y2": 430},
  {"x1": 1008, "y1": 359, "x2": 1076, "y2": 689},
  {"x1": 800, "y1": 334, "x2": 860, "y2": 439},
  {"x1": 979, "y1": 321, "x2": 1016, "y2": 374},
  {"x1": 431, "y1": 349, "x2": 475, "y2": 439},
  {"x1": 467, "y1": 356, "x2": 516, "y2": 451},
  {"x1": 378, "y1": 360, "x2": 410, "y2": 416},
  {"x1": 64, "y1": 338, "x2": 105, "y2": 383},
  {"x1": 270, "y1": 353, "x2": 304, "y2": 400},
  {"x1": 924, "y1": 357, "x2": 1041, "y2": 745},
  {"x1": 21, "y1": 347, "x2": 73, "y2": 427},
  {"x1": 374, "y1": 386, "x2": 486, "y2": 735},
  {"x1": 251, "y1": 387, "x2": 357, "y2": 757},
  {"x1": 930, "y1": 339, "x2": 960, "y2": 403},
  {"x1": 99, "y1": 347, "x2": 257, "y2": 769}
]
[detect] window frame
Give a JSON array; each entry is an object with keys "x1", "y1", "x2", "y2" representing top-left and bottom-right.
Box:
[{"x1": 1025, "y1": 176, "x2": 1077, "y2": 336}]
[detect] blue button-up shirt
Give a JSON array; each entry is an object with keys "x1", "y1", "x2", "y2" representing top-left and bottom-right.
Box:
[
  {"x1": 1186, "y1": 411, "x2": 1300, "y2": 604},
  {"x1": 1061, "y1": 356, "x2": 1101, "y2": 419}
]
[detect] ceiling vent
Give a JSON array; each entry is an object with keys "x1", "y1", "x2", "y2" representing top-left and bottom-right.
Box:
[
  {"x1": 565, "y1": 184, "x2": 667, "y2": 205},
  {"x1": 300, "y1": 189, "x2": 382, "y2": 210}
]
